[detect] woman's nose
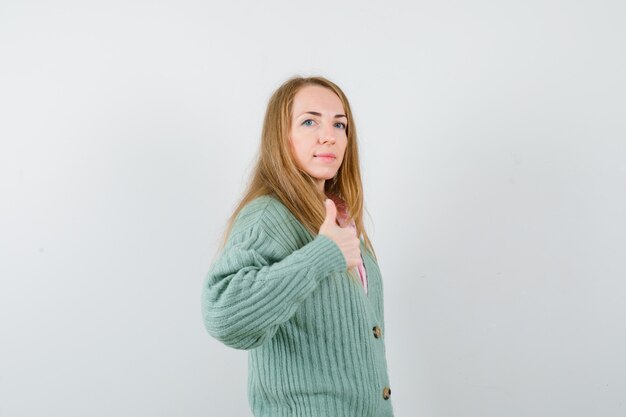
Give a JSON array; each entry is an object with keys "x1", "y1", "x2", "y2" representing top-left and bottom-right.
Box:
[{"x1": 319, "y1": 123, "x2": 336, "y2": 143}]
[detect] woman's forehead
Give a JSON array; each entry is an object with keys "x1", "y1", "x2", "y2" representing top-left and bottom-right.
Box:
[{"x1": 292, "y1": 85, "x2": 344, "y2": 116}]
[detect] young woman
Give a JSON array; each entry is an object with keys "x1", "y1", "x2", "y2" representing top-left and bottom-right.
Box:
[{"x1": 201, "y1": 75, "x2": 394, "y2": 417}]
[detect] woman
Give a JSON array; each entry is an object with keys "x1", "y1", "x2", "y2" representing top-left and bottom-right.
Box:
[{"x1": 201, "y1": 75, "x2": 394, "y2": 417}]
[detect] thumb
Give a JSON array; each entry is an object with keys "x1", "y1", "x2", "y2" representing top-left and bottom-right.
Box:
[{"x1": 322, "y1": 198, "x2": 338, "y2": 227}]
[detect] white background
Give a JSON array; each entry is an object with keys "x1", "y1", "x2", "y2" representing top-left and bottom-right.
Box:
[{"x1": 1, "y1": 1, "x2": 625, "y2": 416}]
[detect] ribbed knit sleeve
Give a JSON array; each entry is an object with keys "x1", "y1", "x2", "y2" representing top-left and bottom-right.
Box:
[{"x1": 202, "y1": 206, "x2": 347, "y2": 350}]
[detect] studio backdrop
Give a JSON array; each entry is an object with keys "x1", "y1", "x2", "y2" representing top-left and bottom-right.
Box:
[{"x1": 1, "y1": 1, "x2": 625, "y2": 416}]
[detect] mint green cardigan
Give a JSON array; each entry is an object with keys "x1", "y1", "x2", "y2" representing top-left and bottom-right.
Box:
[{"x1": 201, "y1": 195, "x2": 394, "y2": 417}]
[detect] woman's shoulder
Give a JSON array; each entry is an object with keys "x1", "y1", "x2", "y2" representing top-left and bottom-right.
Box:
[
  {"x1": 233, "y1": 194, "x2": 299, "y2": 235},
  {"x1": 228, "y1": 194, "x2": 308, "y2": 256},
  {"x1": 237, "y1": 194, "x2": 292, "y2": 219}
]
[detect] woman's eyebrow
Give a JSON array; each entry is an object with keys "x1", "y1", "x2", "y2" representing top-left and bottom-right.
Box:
[{"x1": 301, "y1": 111, "x2": 347, "y2": 119}]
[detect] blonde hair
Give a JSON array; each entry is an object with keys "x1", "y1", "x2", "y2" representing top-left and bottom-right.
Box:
[{"x1": 213, "y1": 75, "x2": 377, "y2": 282}]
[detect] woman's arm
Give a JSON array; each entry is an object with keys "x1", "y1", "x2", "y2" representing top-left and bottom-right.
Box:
[{"x1": 201, "y1": 222, "x2": 346, "y2": 350}]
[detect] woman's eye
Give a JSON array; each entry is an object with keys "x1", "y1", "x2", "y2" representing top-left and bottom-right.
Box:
[{"x1": 301, "y1": 119, "x2": 346, "y2": 129}]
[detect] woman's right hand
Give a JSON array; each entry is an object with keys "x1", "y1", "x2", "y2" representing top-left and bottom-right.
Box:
[{"x1": 318, "y1": 199, "x2": 362, "y2": 271}]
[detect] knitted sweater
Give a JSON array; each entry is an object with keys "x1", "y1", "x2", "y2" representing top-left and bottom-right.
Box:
[{"x1": 201, "y1": 194, "x2": 394, "y2": 417}]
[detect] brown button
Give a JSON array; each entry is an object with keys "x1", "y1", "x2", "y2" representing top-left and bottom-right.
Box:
[
  {"x1": 382, "y1": 386, "x2": 391, "y2": 400},
  {"x1": 372, "y1": 326, "x2": 382, "y2": 339}
]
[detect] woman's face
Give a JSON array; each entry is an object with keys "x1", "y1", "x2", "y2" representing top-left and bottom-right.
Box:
[{"x1": 288, "y1": 85, "x2": 348, "y2": 193}]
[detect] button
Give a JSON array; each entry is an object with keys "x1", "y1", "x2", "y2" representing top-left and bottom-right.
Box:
[
  {"x1": 382, "y1": 386, "x2": 391, "y2": 400},
  {"x1": 372, "y1": 326, "x2": 382, "y2": 339}
]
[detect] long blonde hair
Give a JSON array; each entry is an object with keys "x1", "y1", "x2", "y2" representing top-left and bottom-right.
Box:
[{"x1": 214, "y1": 75, "x2": 377, "y2": 278}]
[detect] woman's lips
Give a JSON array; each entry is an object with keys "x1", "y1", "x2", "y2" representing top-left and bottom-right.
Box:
[{"x1": 314, "y1": 155, "x2": 336, "y2": 162}]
